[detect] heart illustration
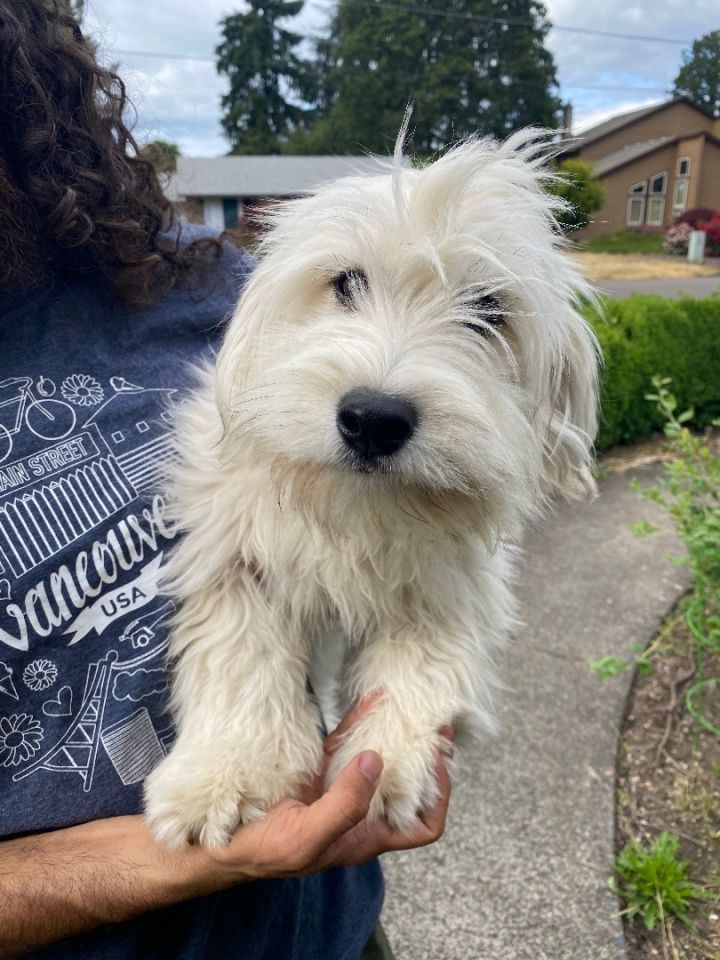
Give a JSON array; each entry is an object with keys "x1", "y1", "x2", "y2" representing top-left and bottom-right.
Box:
[{"x1": 43, "y1": 685, "x2": 73, "y2": 717}]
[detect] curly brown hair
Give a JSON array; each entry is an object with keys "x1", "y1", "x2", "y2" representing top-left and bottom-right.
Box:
[{"x1": 0, "y1": 0, "x2": 220, "y2": 306}]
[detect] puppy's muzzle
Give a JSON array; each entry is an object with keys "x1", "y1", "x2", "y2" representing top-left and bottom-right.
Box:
[{"x1": 337, "y1": 388, "x2": 417, "y2": 461}]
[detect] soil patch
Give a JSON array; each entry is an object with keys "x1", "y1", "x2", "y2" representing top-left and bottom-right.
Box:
[{"x1": 617, "y1": 609, "x2": 720, "y2": 959}]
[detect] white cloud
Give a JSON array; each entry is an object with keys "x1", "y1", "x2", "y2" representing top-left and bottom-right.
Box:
[
  {"x1": 544, "y1": 0, "x2": 716, "y2": 129},
  {"x1": 573, "y1": 97, "x2": 663, "y2": 133},
  {"x1": 84, "y1": 0, "x2": 718, "y2": 155}
]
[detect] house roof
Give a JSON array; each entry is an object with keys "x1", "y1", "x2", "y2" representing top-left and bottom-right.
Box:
[
  {"x1": 567, "y1": 96, "x2": 716, "y2": 151},
  {"x1": 592, "y1": 136, "x2": 675, "y2": 176},
  {"x1": 590, "y1": 129, "x2": 720, "y2": 177},
  {"x1": 166, "y1": 155, "x2": 394, "y2": 201}
]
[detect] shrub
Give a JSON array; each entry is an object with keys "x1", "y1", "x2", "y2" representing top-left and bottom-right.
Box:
[
  {"x1": 584, "y1": 295, "x2": 720, "y2": 450},
  {"x1": 549, "y1": 159, "x2": 605, "y2": 232},
  {"x1": 663, "y1": 222, "x2": 691, "y2": 255},
  {"x1": 674, "y1": 207, "x2": 717, "y2": 230},
  {"x1": 705, "y1": 213, "x2": 720, "y2": 255}
]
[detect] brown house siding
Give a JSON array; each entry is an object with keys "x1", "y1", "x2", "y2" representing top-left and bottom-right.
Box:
[
  {"x1": 578, "y1": 145, "x2": 680, "y2": 240},
  {"x1": 576, "y1": 101, "x2": 714, "y2": 163},
  {"x1": 700, "y1": 141, "x2": 720, "y2": 209}
]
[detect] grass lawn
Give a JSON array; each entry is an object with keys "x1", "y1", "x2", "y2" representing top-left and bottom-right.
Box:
[
  {"x1": 579, "y1": 230, "x2": 665, "y2": 255},
  {"x1": 571, "y1": 251, "x2": 720, "y2": 281}
]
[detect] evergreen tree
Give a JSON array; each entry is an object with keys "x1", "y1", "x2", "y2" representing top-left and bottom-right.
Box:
[
  {"x1": 217, "y1": 0, "x2": 314, "y2": 154},
  {"x1": 142, "y1": 140, "x2": 181, "y2": 174},
  {"x1": 58, "y1": 0, "x2": 85, "y2": 21},
  {"x1": 673, "y1": 31, "x2": 720, "y2": 117},
  {"x1": 288, "y1": 0, "x2": 562, "y2": 155}
]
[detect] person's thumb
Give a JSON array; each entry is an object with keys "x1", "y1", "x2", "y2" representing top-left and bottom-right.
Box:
[{"x1": 303, "y1": 751, "x2": 383, "y2": 850}]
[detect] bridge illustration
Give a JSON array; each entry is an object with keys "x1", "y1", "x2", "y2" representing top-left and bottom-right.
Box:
[{"x1": 14, "y1": 634, "x2": 170, "y2": 792}]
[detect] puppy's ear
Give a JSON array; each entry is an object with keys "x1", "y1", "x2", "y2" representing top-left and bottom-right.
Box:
[{"x1": 543, "y1": 317, "x2": 600, "y2": 501}]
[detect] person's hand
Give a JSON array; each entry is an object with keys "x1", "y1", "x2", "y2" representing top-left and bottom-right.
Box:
[{"x1": 203, "y1": 695, "x2": 454, "y2": 881}]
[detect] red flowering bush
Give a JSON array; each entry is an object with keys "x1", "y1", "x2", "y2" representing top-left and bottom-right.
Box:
[
  {"x1": 705, "y1": 213, "x2": 720, "y2": 254},
  {"x1": 674, "y1": 208, "x2": 717, "y2": 230},
  {"x1": 664, "y1": 209, "x2": 720, "y2": 255}
]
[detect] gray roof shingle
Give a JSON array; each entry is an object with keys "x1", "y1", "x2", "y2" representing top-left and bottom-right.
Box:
[
  {"x1": 592, "y1": 136, "x2": 675, "y2": 176},
  {"x1": 166, "y1": 155, "x2": 394, "y2": 201}
]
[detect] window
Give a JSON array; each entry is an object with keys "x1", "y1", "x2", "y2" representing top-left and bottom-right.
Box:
[
  {"x1": 646, "y1": 196, "x2": 665, "y2": 225},
  {"x1": 136, "y1": 421, "x2": 149, "y2": 433},
  {"x1": 161, "y1": 410, "x2": 174, "y2": 423},
  {"x1": 222, "y1": 198, "x2": 239, "y2": 229},
  {"x1": 626, "y1": 174, "x2": 668, "y2": 227},
  {"x1": 649, "y1": 172, "x2": 667, "y2": 195},
  {"x1": 111, "y1": 430, "x2": 125, "y2": 444},
  {"x1": 627, "y1": 197, "x2": 646, "y2": 225},
  {"x1": 677, "y1": 157, "x2": 691, "y2": 176},
  {"x1": 672, "y1": 177, "x2": 689, "y2": 216}
]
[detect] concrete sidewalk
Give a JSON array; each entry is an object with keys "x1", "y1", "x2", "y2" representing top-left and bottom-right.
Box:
[
  {"x1": 381, "y1": 466, "x2": 691, "y2": 960},
  {"x1": 600, "y1": 276, "x2": 720, "y2": 299}
]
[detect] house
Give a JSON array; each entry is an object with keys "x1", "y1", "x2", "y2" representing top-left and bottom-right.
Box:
[
  {"x1": 165, "y1": 155, "x2": 394, "y2": 230},
  {"x1": 561, "y1": 97, "x2": 720, "y2": 238}
]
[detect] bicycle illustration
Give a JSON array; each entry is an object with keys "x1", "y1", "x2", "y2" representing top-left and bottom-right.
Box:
[{"x1": 0, "y1": 377, "x2": 77, "y2": 464}]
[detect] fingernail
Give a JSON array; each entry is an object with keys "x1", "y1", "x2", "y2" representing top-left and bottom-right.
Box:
[{"x1": 358, "y1": 751, "x2": 383, "y2": 783}]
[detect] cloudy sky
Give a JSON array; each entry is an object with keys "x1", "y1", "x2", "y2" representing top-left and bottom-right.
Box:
[{"x1": 84, "y1": 0, "x2": 718, "y2": 156}]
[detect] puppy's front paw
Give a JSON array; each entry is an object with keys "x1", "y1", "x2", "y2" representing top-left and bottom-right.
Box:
[
  {"x1": 327, "y1": 724, "x2": 444, "y2": 833},
  {"x1": 144, "y1": 754, "x2": 261, "y2": 848},
  {"x1": 145, "y1": 738, "x2": 321, "y2": 848}
]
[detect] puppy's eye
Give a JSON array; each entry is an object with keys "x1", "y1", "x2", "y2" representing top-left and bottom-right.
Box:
[
  {"x1": 462, "y1": 294, "x2": 505, "y2": 336},
  {"x1": 332, "y1": 269, "x2": 368, "y2": 309}
]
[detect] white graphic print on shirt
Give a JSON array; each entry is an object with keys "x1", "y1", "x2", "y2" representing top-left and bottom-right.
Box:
[{"x1": 0, "y1": 373, "x2": 178, "y2": 797}]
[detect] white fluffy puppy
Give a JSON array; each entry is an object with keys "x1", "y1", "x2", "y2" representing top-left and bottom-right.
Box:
[{"x1": 144, "y1": 131, "x2": 599, "y2": 848}]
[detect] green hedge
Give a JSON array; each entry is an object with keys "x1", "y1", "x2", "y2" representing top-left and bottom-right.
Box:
[{"x1": 583, "y1": 295, "x2": 720, "y2": 451}]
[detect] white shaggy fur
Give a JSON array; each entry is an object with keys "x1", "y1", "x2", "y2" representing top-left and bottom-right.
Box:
[{"x1": 144, "y1": 131, "x2": 600, "y2": 848}]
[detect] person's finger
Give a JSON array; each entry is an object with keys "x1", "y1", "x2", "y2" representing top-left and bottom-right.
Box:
[{"x1": 301, "y1": 751, "x2": 384, "y2": 857}]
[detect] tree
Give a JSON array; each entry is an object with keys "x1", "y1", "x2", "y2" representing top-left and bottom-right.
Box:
[
  {"x1": 217, "y1": 0, "x2": 315, "y2": 154},
  {"x1": 673, "y1": 31, "x2": 720, "y2": 117},
  {"x1": 59, "y1": 0, "x2": 86, "y2": 21},
  {"x1": 287, "y1": 0, "x2": 562, "y2": 156},
  {"x1": 549, "y1": 159, "x2": 604, "y2": 233},
  {"x1": 142, "y1": 140, "x2": 181, "y2": 175}
]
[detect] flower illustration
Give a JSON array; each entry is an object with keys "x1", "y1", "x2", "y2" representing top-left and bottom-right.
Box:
[
  {"x1": 23, "y1": 659, "x2": 58, "y2": 692},
  {"x1": 0, "y1": 713, "x2": 44, "y2": 767},
  {"x1": 61, "y1": 374, "x2": 104, "y2": 407}
]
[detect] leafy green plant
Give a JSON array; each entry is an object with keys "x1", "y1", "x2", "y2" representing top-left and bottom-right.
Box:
[
  {"x1": 584, "y1": 296, "x2": 720, "y2": 451},
  {"x1": 590, "y1": 376, "x2": 720, "y2": 709},
  {"x1": 611, "y1": 832, "x2": 706, "y2": 931},
  {"x1": 549, "y1": 159, "x2": 605, "y2": 232},
  {"x1": 637, "y1": 377, "x2": 720, "y2": 660},
  {"x1": 589, "y1": 651, "x2": 652, "y2": 679}
]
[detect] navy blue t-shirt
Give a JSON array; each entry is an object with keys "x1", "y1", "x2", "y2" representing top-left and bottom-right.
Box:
[{"x1": 0, "y1": 233, "x2": 382, "y2": 958}]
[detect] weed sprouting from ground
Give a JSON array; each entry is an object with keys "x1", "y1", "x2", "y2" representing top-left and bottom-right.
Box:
[{"x1": 611, "y1": 831, "x2": 708, "y2": 932}]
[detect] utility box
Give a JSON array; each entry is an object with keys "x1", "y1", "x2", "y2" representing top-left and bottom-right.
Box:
[{"x1": 688, "y1": 230, "x2": 706, "y2": 263}]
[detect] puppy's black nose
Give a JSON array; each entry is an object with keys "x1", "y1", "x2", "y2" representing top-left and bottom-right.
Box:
[{"x1": 337, "y1": 388, "x2": 417, "y2": 459}]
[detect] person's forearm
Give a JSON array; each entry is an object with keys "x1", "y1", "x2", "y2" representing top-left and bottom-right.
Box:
[{"x1": 0, "y1": 815, "x2": 239, "y2": 959}]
